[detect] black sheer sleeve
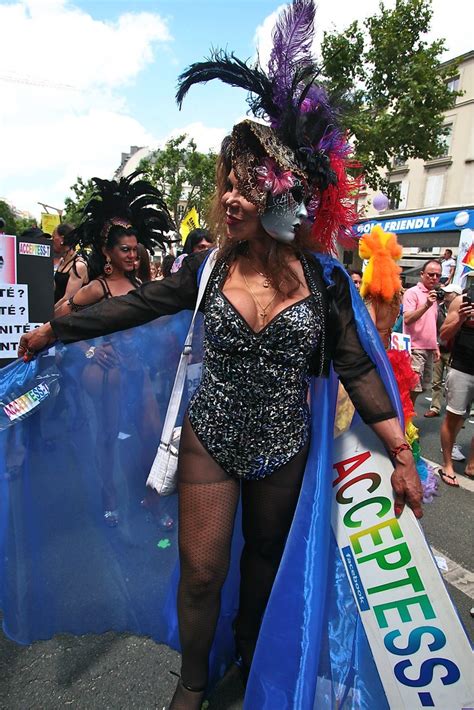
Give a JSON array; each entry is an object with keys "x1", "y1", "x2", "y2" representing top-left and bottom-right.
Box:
[
  {"x1": 330, "y1": 267, "x2": 397, "y2": 424},
  {"x1": 51, "y1": 251, "x2": 207, "y2": 344}
]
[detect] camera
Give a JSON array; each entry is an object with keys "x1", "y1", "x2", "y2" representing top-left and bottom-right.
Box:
[{"x1": 435, "y1": 289, "x2": 445, "y2": 302}]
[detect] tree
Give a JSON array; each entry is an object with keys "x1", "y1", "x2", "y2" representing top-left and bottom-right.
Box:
[
  {"x1": 139, "y1": 135, "x2": 217, "y2": 228},
  {"x1": 0, "y1": 201, "x2": 36, "y2": 235},
  {"x1": 63, "y1": 177, "x2": 95, "y2": 225},
  {"x1": 0, "y1": 200, "x2": 18, "y2": 235},
  {"x1": 320, "y1": 0, "x2": 460, "y2": 194}
]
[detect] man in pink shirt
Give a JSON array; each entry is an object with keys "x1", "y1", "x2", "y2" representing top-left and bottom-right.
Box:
[{"x1": 403, "y1": 259, "x2": 442, "y2": 404}]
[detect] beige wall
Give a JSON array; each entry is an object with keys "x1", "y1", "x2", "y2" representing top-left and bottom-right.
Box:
[{"x1": 360, "y1": 51, "x2": 474, "y2": 218}]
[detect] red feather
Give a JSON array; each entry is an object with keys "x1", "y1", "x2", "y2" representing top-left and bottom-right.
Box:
[{"x1": 311, "y1": 152, "x2": 362, "y2": 254}]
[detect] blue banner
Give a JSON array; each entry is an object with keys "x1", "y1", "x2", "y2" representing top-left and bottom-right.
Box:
[{"x1": 356, "y1": 209, "x2": 473, "y2": 236}]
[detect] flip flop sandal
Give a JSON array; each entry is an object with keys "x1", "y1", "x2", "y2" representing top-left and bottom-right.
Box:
[
  {"x1": 463, "y1": 471, "x2": 474, "y2": 480},
  {"x1": 438, "y1": 469, "x2": 459, "y2": 487}
]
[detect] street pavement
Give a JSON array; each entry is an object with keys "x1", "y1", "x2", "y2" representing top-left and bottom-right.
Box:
[{"x1": 1, "y1": 395, "x2": 472, "y2": 710}]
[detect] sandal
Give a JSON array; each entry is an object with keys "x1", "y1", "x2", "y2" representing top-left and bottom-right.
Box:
[
  {"x1": 438, "y1": 469, "x2": 459, "y2": 488},
  {"x1": 463, "y1": 470, "x2": 474, "y2": 480},
  {"x1": 169, "y1": 672, "x2": 207, "y2": 710}
]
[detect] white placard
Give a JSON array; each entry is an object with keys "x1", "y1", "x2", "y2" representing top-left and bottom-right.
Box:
[
  {"x1": 0, "y1": 283, "x2": 29, "y2": 325},
  {"x1": 0, "y1": 321, "x2": 42, "y2": 360},
  {"x1": 390, "y1": 331, "x2": 412, "y2": 353},
  {"x1": 332, "y1": 424, "x2": 474, "y2": 709}
]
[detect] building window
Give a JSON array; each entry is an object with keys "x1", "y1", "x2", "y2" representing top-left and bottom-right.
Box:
[
  {"x1": 424, "y1": 174, "x2": 445, "y2": 208},
  {"x1": 388, "y1": 182, "x2": 402, "y2": 210},
  {"x1": 393, "y1": 155, "x2": 406, "y2": 168},
  {"x1": 438, "y1": 124, "x2": 453, "y2": 157},
  {"x1": 388, "y1": 180, "x2": 409, "y2": 210},
  {"x1": 446, "y1": 76, "x2": 460, "y2": 93}
]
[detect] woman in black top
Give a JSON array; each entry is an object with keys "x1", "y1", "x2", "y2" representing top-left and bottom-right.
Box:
[{"x1": 53, "y1": 223, "x2": 89, "y2": 305}]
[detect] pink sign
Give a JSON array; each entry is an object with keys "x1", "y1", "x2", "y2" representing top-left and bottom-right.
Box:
[{"x1": 0, "y1": 235, "x2": 17, "y2": 284}]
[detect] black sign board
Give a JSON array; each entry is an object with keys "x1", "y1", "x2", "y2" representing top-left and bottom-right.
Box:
[{"x1": 16, "y1": 235, "x2": 54, "y2": 324}]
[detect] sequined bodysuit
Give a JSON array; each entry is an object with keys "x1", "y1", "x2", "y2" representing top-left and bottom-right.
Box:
[{"x1": 187, "y1": 259, "x2": 323, "y2": 479}]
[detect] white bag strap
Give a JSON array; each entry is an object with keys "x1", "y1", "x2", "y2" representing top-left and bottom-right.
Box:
[{"x1": 159, "y1": 250, "x2": 218, "y2": 449}]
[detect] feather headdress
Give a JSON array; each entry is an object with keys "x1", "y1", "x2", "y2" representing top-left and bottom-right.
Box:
[
  {"x1": 68, "y1": 171, "x2": 175, "y2": 253},
  {"x1": 359, "y1": 225, "x2": 402, "y2": 301},
  {"x1": 176, "y1": 0, "x2": 359, "y2": 252}
]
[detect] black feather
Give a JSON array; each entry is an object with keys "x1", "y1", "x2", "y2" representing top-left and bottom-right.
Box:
[
  {"x1": 176, "y1": 50, "x2": 278, "y2": 119},
  {"x1": 69, "y1": 171, "x2": 175, "y2": 253}
]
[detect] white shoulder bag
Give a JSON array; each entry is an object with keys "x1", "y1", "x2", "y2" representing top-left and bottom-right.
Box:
[{"x1": 146, "y1": 250, "x2": 217, "y2": 495}]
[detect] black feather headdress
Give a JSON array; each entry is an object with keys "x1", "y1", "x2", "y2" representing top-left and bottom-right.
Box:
[
  {"x1": 176, "y1": 0, "x2": 360, "y2": 251},
  {"x1": 69, "y1": 171, "x2": 175, "y2": 253}
]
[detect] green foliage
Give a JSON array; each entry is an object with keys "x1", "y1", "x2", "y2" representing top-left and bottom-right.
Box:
[
  {"x1": 0, "y1": 200, "x2": 18, "y2": 234},
  {"x1": 63, "y1": 176, "x2": 95, "y2": 225},
  {"x1": 15, "y1": 215, "x2": 37, "y2": 234},
  {"x1": 139, "y1": 135, "x2": 217, "y2": 227},
  {"x1": 321, "y1": 0, "x2": 460, "y2": 190},
  {"x1": 0, "y1": 201, "x2": 36, "y2": 235}
]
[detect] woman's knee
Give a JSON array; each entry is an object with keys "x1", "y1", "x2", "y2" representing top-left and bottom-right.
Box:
[
  {"x1": 180, "y1": 559, "x2": 229, "y2": 601},
  {"x1": 245, "y1": 533, "x2": 286, "y2": 563}
]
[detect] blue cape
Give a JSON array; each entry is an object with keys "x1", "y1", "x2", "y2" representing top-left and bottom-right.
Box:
[{"x1": 0, "y1": 255, "x2": 402, "y2": 708}]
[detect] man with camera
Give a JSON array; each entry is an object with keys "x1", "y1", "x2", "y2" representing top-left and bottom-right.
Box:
[
  {"x1": 424, "y1": 283, "x2": 463, "y2": 419},
  {"x1": 403, "y1": 260, "x2": 442, "y2": 405},
  {"x1": 438, "y1": 278, "x2": 474, "y2": 486}
]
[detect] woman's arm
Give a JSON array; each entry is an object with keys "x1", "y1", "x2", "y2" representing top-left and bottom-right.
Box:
[
  {"x1": 55, "y1": 260, "x2": 90, "y2": 313},
  {"x1": 370, "y1": 418, "x2": 423, "y2": 519},
  {"x1": 55, "y1": 280, "x2": 105, "y2": 318},
  {"x1": 329, "y1": 268, "x2": 423, "y2": 518},
  {"x1": 64, "y1": 259, "x2": 89, "y2": 298},
  {"x1": 19, "y1": 251, "x2": 208, "y2": 358}
]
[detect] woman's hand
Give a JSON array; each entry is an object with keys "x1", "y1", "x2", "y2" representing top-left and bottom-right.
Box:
[
  {"x1": 370, "y1": 418, "x2": 423, "y2": 520},
  {"x1": 18, "y1": 324, "x2": 56, "y2": 361},
  {"x1": 390, "y1": 448, "x2": 423, "y2": 519},
  {"x1": 88, "y1": 343, "x2": 119, "y2": 370}
]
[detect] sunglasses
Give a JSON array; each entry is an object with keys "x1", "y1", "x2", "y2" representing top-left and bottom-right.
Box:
[{"x1": 424, "y1": 272, "x2": 441, "y2": 278}]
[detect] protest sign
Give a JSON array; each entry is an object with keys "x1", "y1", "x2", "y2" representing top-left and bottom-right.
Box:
[
  {"x1": 0, "y1": 234, "x2": 17, "y2": 284},
  {"x1": 0, "y1": 284, "x2": 29, "y2": 325},
  {"x1": 390, "y1": 332, "x2": 412, "y2": 353},
  {"x1": 332, "y1": 425, "x2": 474, "y2": 708}
]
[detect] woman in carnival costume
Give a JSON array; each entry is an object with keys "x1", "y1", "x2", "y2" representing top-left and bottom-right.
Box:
[
  {"x1": 54, "y1": 173, "x2": 176, "y2": 527},
  {"x1": 358, "y1": 225, "x2": 438, "y2": 501},
  {"x1": 8, "y1": 2, "x2": 422, "y2": 708},
  {"x1": 359, "y1": 224, "x2": 404, "y2": 349}
]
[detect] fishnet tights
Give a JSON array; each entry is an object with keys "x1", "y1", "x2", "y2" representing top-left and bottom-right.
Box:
[
  {"x1": 173, "y1": 415, "x2": 307, "y2": 701},
  {"x1": 235, "y1": 443, "x2": 308, "y2": 673}
]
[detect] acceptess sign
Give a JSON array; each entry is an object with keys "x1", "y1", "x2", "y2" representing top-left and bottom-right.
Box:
[
  {"x1": 332, "y1": 426, "x2": 474, "y2": 709},
  {"x1": 356, "y1": 209, "x2": 474, "y2": 236}
]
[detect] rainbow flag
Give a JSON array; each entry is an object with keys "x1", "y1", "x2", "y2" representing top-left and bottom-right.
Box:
[{"x1": 462, "y1": 242, "x2": 474, "y2": 271}]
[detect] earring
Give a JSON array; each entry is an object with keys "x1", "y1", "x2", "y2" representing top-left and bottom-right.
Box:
[{"x1": 104, "y1": 256, "x2": 113, "y2": 276}]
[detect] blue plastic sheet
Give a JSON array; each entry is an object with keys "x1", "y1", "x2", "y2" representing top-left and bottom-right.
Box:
[{"x1": 0, "y1": 255, "x2": 403, "y2": 707}]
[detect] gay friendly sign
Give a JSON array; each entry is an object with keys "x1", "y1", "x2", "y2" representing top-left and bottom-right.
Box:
[{"x1": 332, "y1": 425, "x2": 473, "y2": 709}]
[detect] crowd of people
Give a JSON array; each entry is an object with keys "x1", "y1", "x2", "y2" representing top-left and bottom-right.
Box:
[{"x1": 349, "y1": 250, "x2": 474, "y2": 489}]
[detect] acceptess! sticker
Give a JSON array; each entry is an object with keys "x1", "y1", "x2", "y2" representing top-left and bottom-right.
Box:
[
  {"x1": 18, "y1": 242, "x2": 51, "y2": 258},
  {"x1": 3, "y1": 382, "x2": 50, "y2": 421}
]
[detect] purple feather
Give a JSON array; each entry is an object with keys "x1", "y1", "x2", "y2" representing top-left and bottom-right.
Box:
[{"x1": 268, "y1": 0, "x2": 316, "y2": 109}]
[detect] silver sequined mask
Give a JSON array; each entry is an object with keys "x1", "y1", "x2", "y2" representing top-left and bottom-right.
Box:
[{"x1": 260, "y1": 179, "x2": 308, "y2": 244}]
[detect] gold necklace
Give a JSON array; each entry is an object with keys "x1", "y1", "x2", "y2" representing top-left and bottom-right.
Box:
[
  {"x1": 242, "y1": 273, "x2": 280, "y2": 325},
  {"x1": 245, "y1": 257, "x2": 272, "y2": 288}
]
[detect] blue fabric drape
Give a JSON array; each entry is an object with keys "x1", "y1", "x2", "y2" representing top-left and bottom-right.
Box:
[{"x1": 0, "y1": 254, "x2": 403, "y2": 707}]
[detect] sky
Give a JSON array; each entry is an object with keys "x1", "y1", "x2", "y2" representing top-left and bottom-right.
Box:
[{"x1": 0, "y1": 0, "x2": 471, "y2": 220}]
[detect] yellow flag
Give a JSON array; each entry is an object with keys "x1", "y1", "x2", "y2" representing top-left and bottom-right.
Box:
[
  {"x1": 41, "y1": 213, "x2": 61, "y2": 235},
  {"x1": 179, "y1": 207, "x2": 200, "y2": 243}
]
